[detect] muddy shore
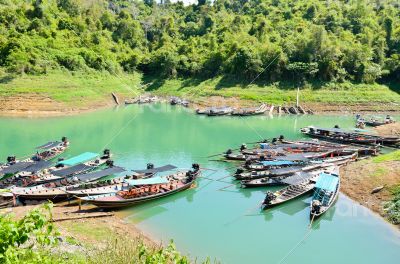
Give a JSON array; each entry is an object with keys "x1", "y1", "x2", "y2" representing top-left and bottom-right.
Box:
[
  {"x1": 0, "y1": 94, "x2": 399, "y2": 117},
  {"x1": 340, "y1": 123, "x2": 400, "y2": 227}
]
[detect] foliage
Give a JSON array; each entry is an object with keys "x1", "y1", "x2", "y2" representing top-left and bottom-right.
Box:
[
  {"x1": 384, "y1": 185, "x2": 400, "y2": 225},
  {"x1": 372, "y1": 150, "x2": 400, "y2": 163},
  {"x1": 0, "y1": 0, "x2": 399, "y2": 89},
  {"x1": 0, "y1": 203, "x2": 59, "y2": 263}
]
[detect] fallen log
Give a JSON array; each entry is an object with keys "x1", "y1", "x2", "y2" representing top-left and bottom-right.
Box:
[
  {"x1": 371, "y1": 186, "x2": 385, "y2": 194},
  {"x1": 52, "y1": 213, "x2": 114, "y2": 222},
  {"x1": 111, "y1": 92, "x2": 120, "y2": 105}
]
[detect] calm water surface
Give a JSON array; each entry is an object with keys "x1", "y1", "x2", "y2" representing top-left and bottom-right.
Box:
[{"x1": 0, "y1": 104, "x2": 399, "y2": 264}]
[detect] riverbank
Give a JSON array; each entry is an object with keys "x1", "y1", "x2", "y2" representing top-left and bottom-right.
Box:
[
  {"x1": 340, "y1": 123, "x2": 400, "y2": 227},
  {"x1": 1, "y1": 71, "x2": 399, "y2": 117}
]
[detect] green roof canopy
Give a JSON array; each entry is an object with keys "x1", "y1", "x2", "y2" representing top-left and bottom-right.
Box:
[
  {"x1": 59, "y1": 152, "x2": 99, "y2": 166},
  {"x1": 314, "y1": 173, "x2": 339, "y2": 192}
]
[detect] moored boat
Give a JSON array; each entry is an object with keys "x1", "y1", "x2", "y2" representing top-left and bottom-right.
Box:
[
  {"x1": 80, "y1": 164, "x2": 200, "y2": 209},
  {"x1": 231, "y1": 104, "x2": 268, "y2": 116},
  {"x1": 310, "y1": 169, "x2": 340, "y2": 219}
]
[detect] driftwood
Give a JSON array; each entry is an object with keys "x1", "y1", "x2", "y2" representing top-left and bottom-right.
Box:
[
  {"x1": 297, "y1": 105, "x2": 306, "y2": 114},
  {"x1": 371, "y1": 186, "x2": 385, "y2": 194},
  {"x1": 52, "y1": 213, "x2": 114, "y2": 222},
  {"x1": 111, "y1": 92, "x2": 120, "y2": 105},
  {"x1": 288, "y1": 106, "x2": 299, "y2": 114},
  {"x1": 269, "y1": 105, "x2": 274, "y2": 114}
]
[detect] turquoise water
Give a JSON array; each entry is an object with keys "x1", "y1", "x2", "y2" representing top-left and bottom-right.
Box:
[{"x1": 0, "y1": 104, "x2": 399, "y2": 263}]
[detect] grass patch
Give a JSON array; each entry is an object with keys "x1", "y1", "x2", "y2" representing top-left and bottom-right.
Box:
[
  {"x1": 0, "y1": 70, "x2": 141, "y2": 107},
  {"x1": 384, "y1": 184, "x2": 400, "y2": 225},
  {"x1": 61, "y1": 221, "x2": 111, "y2": 242},
  {"x1": 371, "y1": 167, "x2": 388, "y2": 178},
  {"x1": 144, "y1": 75, "x2": 400, "y2": 105},
  {"x1": 372, "y1": 150, "x2": 400, "y2": 163},
  {"x1": 1, "y1": 71, "x2": 399, "y2": 107}
]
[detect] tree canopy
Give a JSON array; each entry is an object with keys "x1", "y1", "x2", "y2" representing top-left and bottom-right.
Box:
[{"x1": 0, "y1": 0, "x2": 399, "y2": 85}]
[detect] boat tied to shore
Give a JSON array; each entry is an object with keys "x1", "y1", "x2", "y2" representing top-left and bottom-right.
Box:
[
  {"x1": 80, "y1": 164, "x2": 200, "y2": 209},
  {"x1": 310, "y1": 169, "x2": 340, "y2": 219}
]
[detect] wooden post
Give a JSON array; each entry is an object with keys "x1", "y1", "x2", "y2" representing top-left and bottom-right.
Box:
[{"x1": 78, "y1": 199, "x2": 81, "y2": 211}]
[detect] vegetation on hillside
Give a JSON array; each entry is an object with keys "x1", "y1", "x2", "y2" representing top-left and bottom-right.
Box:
[
  {"x1": 385, "y1": 184, "x2": 400, "y2": 225},
  {"x1": 0, "y1": 204, "x2": 211, "y2": 263},
  {"x1": 0, "y1": 0, "x2": 399, "y2": 86}
]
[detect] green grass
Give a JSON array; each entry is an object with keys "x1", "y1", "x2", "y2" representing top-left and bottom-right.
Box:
[
  {"x1": 1, "y1": 70, "x2": 399, "y2": 107},
  {"x1": 145, "y1": 75, "x2": 400, "y2": 105},
  {"x1": 372, "y1": 150, "x2": 400, "y2": 163},
  {"x1": 61, "y1": 221, "x2": 111, "y2": 241},
  {"x1": 0, "y1": 70, "x2": 141, "y2": 107}
]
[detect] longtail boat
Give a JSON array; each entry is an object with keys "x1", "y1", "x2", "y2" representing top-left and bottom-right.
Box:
[
  {"x1": 80, "y1": 164, "x2": 200, "y2": 209},
  {"x1": 310, "y1": 169, "x2": 340, "y2": 219},
  {"x1": 231, "y1": 104, "x2": 268, "y2": 116},
  {"x1": 66, "y1": 165, "x2": 193, "y2": 197},
  {"x1": 12, "y1": 166, "x2": 125, "y2": 202},
  {"x1": 0, "y1": 137, "x2": 69, "y2": 178},
  {"x1": 261, "y1": 167, "x2": 336, "y2": 210},
  {"x1": 301, "y1": 126, "x2": 400, "y2": 146},
  {"x1": 1, "y1": 150, "x2": 112, "y2": 189}
]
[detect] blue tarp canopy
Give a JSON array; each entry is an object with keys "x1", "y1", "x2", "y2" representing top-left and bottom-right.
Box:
[
  {"x1": 125, "y1": 176, "x2": 169, "y2": 186},
  {"x1": 261, "y1": 160, "x2": 297, "y2": 166},
  {"x1": 314, "y1": 173, "x2": 339, "y2": 192},
  {"x1": 59, "y1": 152, "x2": 99, "y2": 166}
]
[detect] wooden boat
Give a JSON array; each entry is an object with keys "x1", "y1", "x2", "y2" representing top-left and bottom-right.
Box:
[
  {"x1": 131, "y1": 164, "x2": 177, "y2": 179},
  {"x1": 231, "y1": 104, "x2": 268, "y2": 116},
  {"x1": 12, "y1": 166, "x2": 126, "y2": 202},
  {"x1": 301, "y1": 126, "x2": 400, "y2": 146},
  {"x1": 242, "y1": 166, "x2": 337, "y2": 188},
  {"x1": 80, "y1": 164, "x2": 200, "y2": 209},
  {"x1": 261, "y1": 167, "x2": 336, "y2": 209},
  {"x1": 66, "y1": 165, "x2": 195, "y2": 197},
  {"x1": 207, "y1": 107, "x2": 233, "y2": 116},
  {"x1": 0, "y1": 137, "x2": 69, "y2": 178},
  {"x1": 1, "y1": 150, "x2": 113, "y2": 189},
  {"x1": 234, "y1": 169, "x2": 272, "y2": 180},
  {"x1": 310, "y1": 168, "x2": 340, "y2": 219},
  {"x1": 241, "y1": 177, "x2": 285, "y2": 188}
]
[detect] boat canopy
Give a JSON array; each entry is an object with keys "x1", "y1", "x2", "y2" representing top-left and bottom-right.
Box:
[
  {"x1": 59, "y1": 152, "x2": 99, "y2": 166},
  {"x1": 69, "y1": 166, "x2": 125, "y2": 182},
  {"x1": 261, "y1": 160, "x2": 297, "y2": 166},
  {"x1": 36, "y1": 141, "x2": 62, "y2": 150},
  {"x1": 0, "y1": 162, "x2": 34, "y2": 175},
  {"x1": 132, "y1": 164, "x2": 177, "y2": 174},
  {"x1": 125, "y1": 176, "x2": 169, "y2": 186},
  {"x1": 314, "y1": 173, "x2": 339, "y2": 192},
  {"x1": 52, "y1": 163, "x2": 92, "y2": 177},
  {"x1": 275, "y1": 154, "x2": 309, "y2": 161},
  {"x1": 280, "y1": 172, "x2": 314, "y2": 185},
  {"x1": 24, "y1": 160, "x2": 53, "y2": 173}
]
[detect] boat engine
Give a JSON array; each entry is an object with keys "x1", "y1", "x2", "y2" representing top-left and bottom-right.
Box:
[
  {"x1": 272, "y1": 138, "x2": 277, "y2": 143},
  {"x1": 244, "y1": 160, "x2": 252, "y2": 167},
  {"x1": 240, "y1": 144, "x2": 247, "y2": 151},
  {"x1": 192, "y1": 163, "x2": 200, "y2": 172},
  {"x1": 103, "y1": 149, "x2": 111, "y2": 159},
  {"x1": 62, "y1": 137, "x2": 68, "y2": 145},
  {"x1": 334, "y1": 125, "x2": 340, "y2": 129},
  {"x1": 225, "y1": 149, "x2": 233, "y2": 155},
  {"x1": 263, "y1": 191, "x2": 276, "y2": 205},
  {"x1": 147, "y1": 163, "x2": 154, "y2": 169},
  {"x1": 7, "y1": 156, "x2": 16, "y2": 164},
  {"x1": 235, "y1": 168, "x2": 244, "y2": 175},
  {"x1": 279, "y1": 135, "x2": 285, "y2": 141},
  {"x1": 259, "y1": 155, "x2": 266, "y2": 161},
  {"x1": 311, "y1": 200, "x2": 321, "y2": 214},
  {"x1": 106, "y1": 160, "x2": 114, "y2": 167}
]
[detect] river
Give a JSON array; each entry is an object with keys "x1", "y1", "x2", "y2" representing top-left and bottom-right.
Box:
[{"x1": 0, "y1": 104, "x2": 399, "y2": 263}]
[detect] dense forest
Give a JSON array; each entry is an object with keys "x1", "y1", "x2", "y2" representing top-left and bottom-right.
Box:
[{"x1": 0, "y1": 0, "x2": 399, "y2": 86}]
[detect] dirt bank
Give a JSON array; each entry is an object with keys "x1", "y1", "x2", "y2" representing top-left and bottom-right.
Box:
[
  {"x1": 0, "y1": 202, "x2": 156, "y2": 248},
  {"x1": 340, "y1": 123, "x2": 400, "y2": 226},
  {"x1": 1, "y1": 93, "x2": 399, "y2": 117}
]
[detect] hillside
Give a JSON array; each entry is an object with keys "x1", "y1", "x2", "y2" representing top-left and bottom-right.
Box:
[{"x1": 0, "y1": 0, "x2": 400, "y2": 111}]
